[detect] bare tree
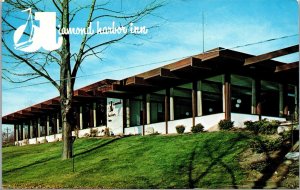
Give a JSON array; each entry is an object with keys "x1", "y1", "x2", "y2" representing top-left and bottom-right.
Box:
[{"x1": 2, "y1": 0, "x2": 164, "y2": 159}]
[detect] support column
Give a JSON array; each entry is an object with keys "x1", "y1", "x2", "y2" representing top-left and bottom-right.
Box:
[
  {"x1": 20, "y1": 123, "x2": 24, "y2": 140},
  {"x1": 142, "y1": 95, "x2": 146, "y2": 136},
  {"x1": 79, "y1": 106, "x2": 83, "y2": 130},
  {"x1": 197, "y1": 81, "x2": 203, "y2": 116},
  {"x1": 56, "y1": 113, "x2": 60, "y2": 133},
  {"x1": 14, "y1": 124, "x2": 16, "y2": 142},
  {"x1": 93, "y1": 103, "x2": 97, "y2": 127},
  {"x1": 30, "y1": 120, "x2": 33, "y2": 139},
  {"x1": 165, "y1": 88, "x2": 170, "y2": 134},
  {"x1": 27, "y1": 122, "x2": 30, "y2": 139},
  {"x1": 192, "y1": 81, "x2": 197, "y2": 127},
  {"x1": 53, "y1": 114, "x2": 57, "y2": 134},
  {"x1": 15, "y1": 124, "x2": 19, "y2": 141},
  {"x1": 89, "y1": 104, "x2": 94, "y2": 128},
  {"x1": 126, "y1": 99, "x2": 130, "y2": 128},
  {"x1": 251, "y1": 79, "x2": 257, "y2": 114},
  {"x1": 169, "y1": 88, "x2": 174, "y2": 121},
  {"x1": 122, "y1": 99, "x2": 126, "y2": 133},
  {"x1": 279, "y1": 84, "x2": 286, "y2": 117},
  {"x1": 23, "y1": 123, "x2": 26, "y2": 139},
  {"x1": 146, "y1": 94, "x2": 151, "y2": 124},
  {"x1": 46, "y1": 116, "x2": 50, "y2": 136},
  {"x1": 223, "y1": 74, "x2": 231, "y2": 120},
  {"x1": 37, "y1": 118, "x2": 41, "y2": 137}
]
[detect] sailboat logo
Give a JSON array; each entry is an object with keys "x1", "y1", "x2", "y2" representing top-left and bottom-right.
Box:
[{"x1": 13, "y1": 8, "x2": 62, "y2": 52}]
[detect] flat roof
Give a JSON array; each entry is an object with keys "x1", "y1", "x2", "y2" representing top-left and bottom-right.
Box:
[{"x1": 3, "y1": 45, "x2": 299, "y2": 124}]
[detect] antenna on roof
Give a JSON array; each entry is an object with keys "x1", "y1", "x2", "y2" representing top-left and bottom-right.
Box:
[{"x1": 202, "y1": 11, "x2": 205, "y2": 53}]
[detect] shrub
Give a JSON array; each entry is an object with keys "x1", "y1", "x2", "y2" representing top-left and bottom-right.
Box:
[
  {"x1": 244, "y1": 120, "x2": 259, "y2": 134},
  {"x1": 218, "y1": 119, "x2": 234, "y2": 130},
  {"x1": 90, "y1": 128, "x2": 98, "y2": 137},
  {"x1": 244, "y1": 119, "x2": 280, "y2": 135},
  {"x1": 191, "y1": 123, "x2": 204, "y2": 133},
  {"x1": 249, "y1": 138, "x2": 283, "y2": 153},
  {"x1": 176, "y1": 125, "x2": 185, "y2": 134}
]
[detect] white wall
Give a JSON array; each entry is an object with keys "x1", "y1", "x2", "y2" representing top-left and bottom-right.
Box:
[
  {"x1": 195, "y1": 113, "x2": 225, "y2": 131},
  {"x1": 124, "y1": 125, "x2": 142, "y2": 135},
  {"x1": 15, "y1": 112, "x2": 287, "y2": 146},
  {"x1": 231, "y1": 113, "x2": 259, "y2": 128},
  {"x1": 145, "y1": 122, "x2": 166, "y2": 134},
  {"x1": 168, "y1": 118, "x2": 193, "y2": 133}
]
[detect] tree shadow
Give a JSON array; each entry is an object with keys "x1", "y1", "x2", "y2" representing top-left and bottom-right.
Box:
[
  {"x1": 3, "y1": 154, "x2": 60, "y2": 175},
  {"x1": 187, "y1": 133, "x2": 248, "y2": 188},
  {"x1": 74, "y1": 137, "x2": 124, "y2": 158},
  {"x1": 252, "y1": 132, "x2": 298, "y2": 188}
]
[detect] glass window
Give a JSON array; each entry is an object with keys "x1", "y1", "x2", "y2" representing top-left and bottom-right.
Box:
[
  {"x1": 150, "y1": 93, "x2": 165, "y2": 123},
  {"x1": 231, "y1": 75, "x2": 252, "y2": 114},
  {"x1": 82, "y1": 103, "x2": 92, "y2": 129},
  {"x1": 130, "y1": 99, "x2": 142, "y2": 126},
  {"x1": 261, "y1": 80, "x2": 279, "y2": 117},
  {"x1": 173, "y1": 86, "x2": 192, "y2": 120},
  {"x1": 201, "y1": 75, "x2": 223, "y2": 115}
]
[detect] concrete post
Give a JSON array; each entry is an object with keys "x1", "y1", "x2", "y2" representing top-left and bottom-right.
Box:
[
  {"x1": 197, "y1": 81, "x2": 203, "y2": 116},
  {"x1": 56, "y1": 113, "x2": 60, "y2": 134},
  {"x1": 80, "y1": 106, "x2": 83, "y2": 130},
  {"x1": 170, "y1": 88, "x2": 174, "y2": 121},
  {"x1": 37, "y1": 118, "x2": 41, "y2": 137},
  {"x1": 15, "y1": 125, "x2": 19, "y2": 141},
  {"x1": 126, "y1": 99, "x2": 130, "y2": 128},
  {"x1": 22, "y1": 123, "x2": 26, "y2": 140},
  {"x1": 93, "y1": 103, "x2": 97, "y2": 127},
  {"x1": 30, "y1": 120, "x2": 33, "y2": 139},
  {"x1": 46, "y1": 116, "x2": 50, "y2": 136},
  {"x1": 146, "y1": 94, "x2": 151, "y2": 124}
]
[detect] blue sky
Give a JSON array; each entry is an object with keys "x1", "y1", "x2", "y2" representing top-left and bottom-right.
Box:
[{"x1": 2, "y1": 0, "x2": 299, "y2": 123}]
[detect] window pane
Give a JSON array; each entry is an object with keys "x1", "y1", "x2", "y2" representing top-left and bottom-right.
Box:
[
  {"x1": 173, "y1": 87, "x2": 192, "y2": 120},
  {"x1": 201, "y1": 78, "x2": 223, "y2": 115},
  {"x1": 261, "y1": 80, "x2": 279, "y2": 117},
  {"x1": 231, "y1": 75, "x2": 252, "y2": 114},
  {"x1": 150, "y1": 94, "x2": 165, "y2": 123}
]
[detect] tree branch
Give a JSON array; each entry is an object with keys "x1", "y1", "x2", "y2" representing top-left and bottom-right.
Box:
[{"x1": 2, "y1": 39, "x2": 60, "y2": 90}]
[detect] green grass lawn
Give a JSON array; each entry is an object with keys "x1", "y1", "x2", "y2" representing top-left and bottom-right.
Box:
[{"x1": 3, "y1": 131, "x2": 252, "y2": 189}]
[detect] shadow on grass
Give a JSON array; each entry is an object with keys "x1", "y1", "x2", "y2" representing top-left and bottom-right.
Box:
[
  {"x1": 3, "y1": 154, "x2": 60, "y2": 175},
  {"x1": 74, "y1": 137, "x2": 124, "y2": 158},
  {"x1": 252, "y1": 131, "x2": 298, "y2": 188},
  {"x1": 188, "y1": 133, "x2": 248, "y2": 189}
]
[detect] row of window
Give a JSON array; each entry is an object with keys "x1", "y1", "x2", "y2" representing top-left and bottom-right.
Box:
[{"x1": 128, "y1": 74, "x2": 298, "y2": 127}]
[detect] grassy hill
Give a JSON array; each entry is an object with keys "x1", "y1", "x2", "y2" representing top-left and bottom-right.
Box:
[{"x1": 2, "y1": 131, "x2": 259, "y2": 188}]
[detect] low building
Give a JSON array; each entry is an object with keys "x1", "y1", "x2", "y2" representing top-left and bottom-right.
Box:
[{"x1": 2, "y1": 46, "x2": 299, "y2": 145}]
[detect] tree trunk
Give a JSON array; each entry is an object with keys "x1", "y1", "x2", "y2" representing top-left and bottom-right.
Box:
[{"x1": 61, "y1": 0, "x2": 72, "y2": 160}]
